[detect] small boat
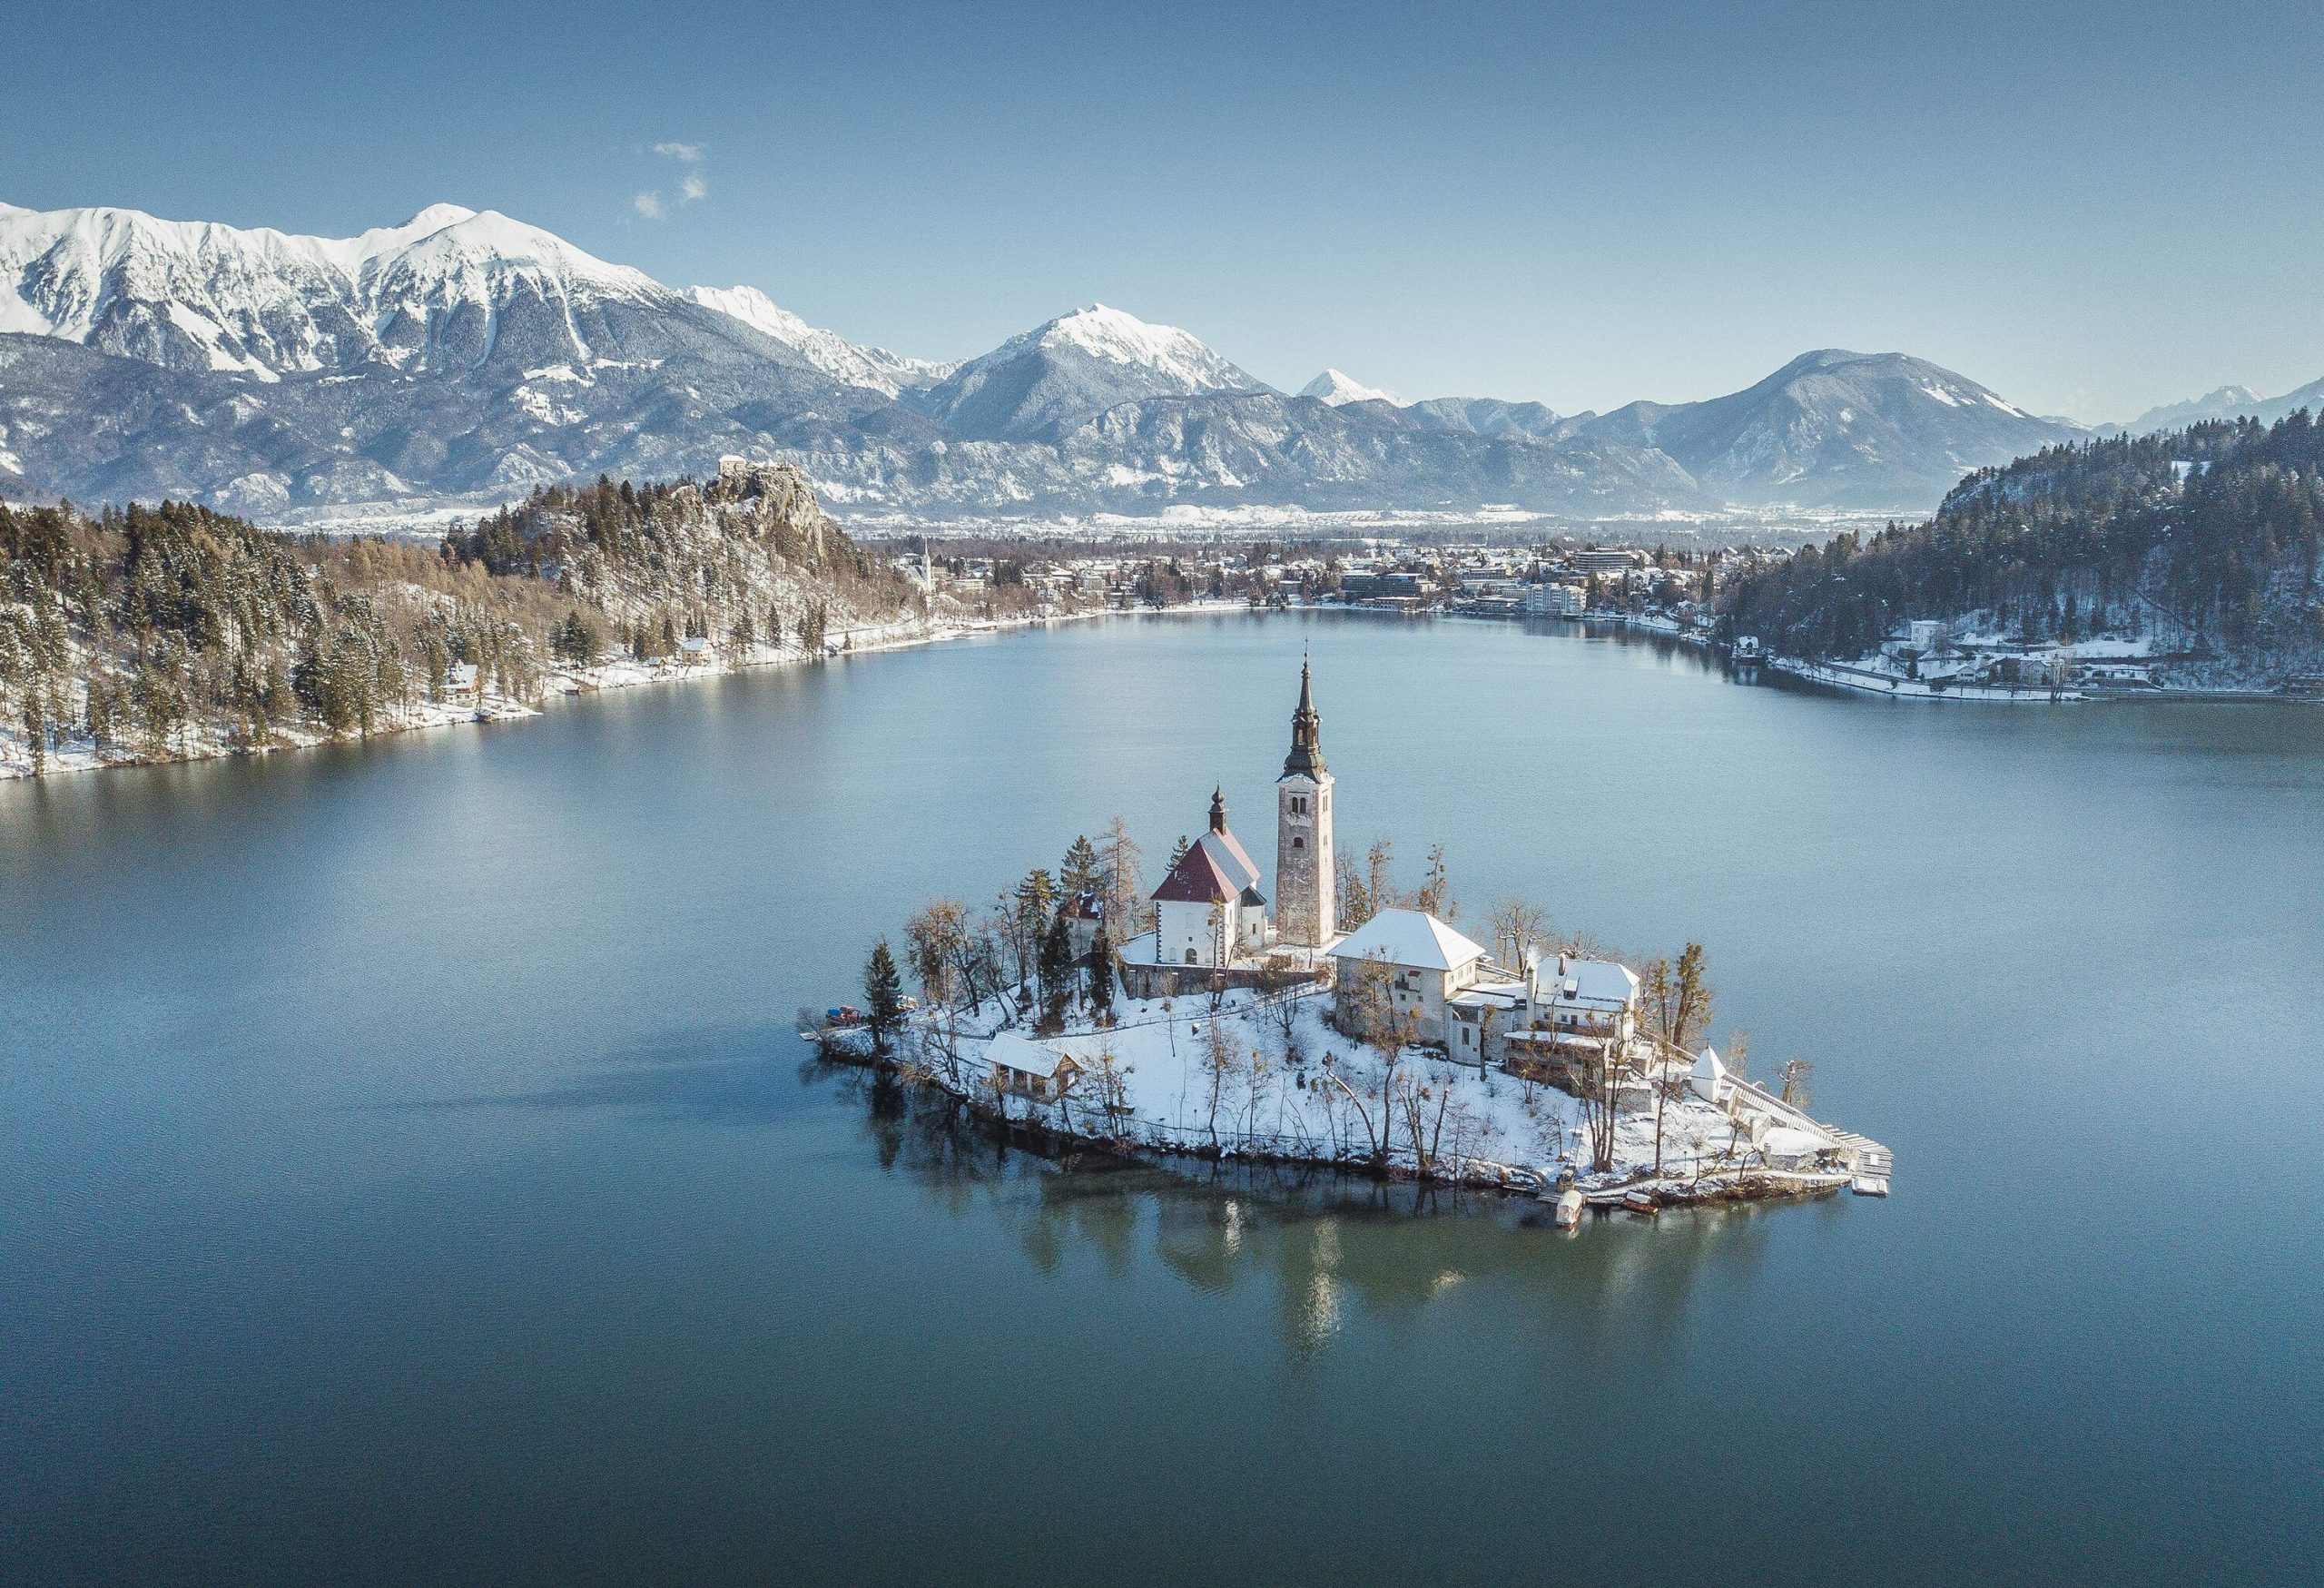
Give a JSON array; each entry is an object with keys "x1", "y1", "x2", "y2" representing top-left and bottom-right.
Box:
[
  {"x1": 1850, "y1": 1175, "x2": 1890, "y2": 1198},
  {"x1": 1621, "y1": 1189, "x2": 1658, "y2": 1215},
  {"x1": 1553, "y1": 1189, "x2": 1585, "y2": 1229}
]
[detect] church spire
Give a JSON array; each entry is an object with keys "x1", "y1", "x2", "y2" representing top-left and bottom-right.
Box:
[
  {"x1": 1282, "y1": 654, "x2": 1325, "y2": 778},
  {"x1": 1209, "y1": 785, "x2": 1227, "y2": 833}
]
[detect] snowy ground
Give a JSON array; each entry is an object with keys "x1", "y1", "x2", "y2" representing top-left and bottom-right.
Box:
[{"x1": 896, "y1": 988, "x2": 1777, "y2": 1195}]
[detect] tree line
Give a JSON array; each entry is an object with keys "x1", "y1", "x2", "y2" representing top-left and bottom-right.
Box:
[
  {"x1": 1718, "y1": 410, "x2": 2324, "y2": 660},
  {"x1": 1, "y1": 465, "x2": 921, "y2": 774}
]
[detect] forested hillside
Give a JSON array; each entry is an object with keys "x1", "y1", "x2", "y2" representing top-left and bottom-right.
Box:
[
  {"x1": 0, "y1": 461, "x2": 971, "y2": 777},
  {"x1": 1718, "y1": 411, "x2": 2324, "y2": 676}
]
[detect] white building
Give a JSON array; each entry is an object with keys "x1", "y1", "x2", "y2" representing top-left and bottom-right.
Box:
[
  {"x1": 1525, "y1": 584, "x2": 1587, "y2": 617},
  {"x1": 1331, "y1": 909, "x2": 1508, "y2": 1046},
  {"x1": 1333, "y1": 911, "x2": 1642, "y2": 1070},
  {"x1": 1573, "y1": 548, "x2": 1644, "y2": 574},
  {"x1": 1149, "y1": 789, "x2": 1269, "y2": 969}
]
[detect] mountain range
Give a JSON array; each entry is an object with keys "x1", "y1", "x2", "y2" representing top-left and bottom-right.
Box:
[
  {"x1": 2, "y1": 197, "x2": 2247, "y2": 526},
  {"x1": 2109, "y1": 379, "x2": 2324, "y2": 437}
]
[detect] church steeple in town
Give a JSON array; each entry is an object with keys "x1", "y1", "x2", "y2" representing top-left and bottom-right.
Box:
[{"x1": 1210, "y1": 785, "x2": 1228, "y2": 833}]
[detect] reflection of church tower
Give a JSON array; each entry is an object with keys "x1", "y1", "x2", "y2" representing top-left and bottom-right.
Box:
[{"x1": 1275, "y1": 656, "x2": 1335, "y2": 947}]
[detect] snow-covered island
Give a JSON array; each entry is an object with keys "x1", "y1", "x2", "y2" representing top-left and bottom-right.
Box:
[{"x1": 818, "y1": 661, "x2": 1891, "y2": 1217}]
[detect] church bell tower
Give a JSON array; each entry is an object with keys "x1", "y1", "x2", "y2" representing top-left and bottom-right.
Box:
[{"x1": 1275, "y1": 656, "x2": 1335, "y2": 948}]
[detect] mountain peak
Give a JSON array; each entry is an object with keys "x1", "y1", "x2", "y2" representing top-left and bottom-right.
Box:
[
  {"x1": 2117, "y1": 383, "x2": 2270, "y2": 435},
  {"x1": 1300, "y1": 369, "x2": 1400, "y2": 406},
  {"x1": 921, "y1": 302, "x2": 1265, "y2": 440},
  {"x1": 1017, "y1": 303, "x2": 1249, "y2": 387},
  {"x1": 399, "y1": 202, "x2": 478, "y2": 232}
]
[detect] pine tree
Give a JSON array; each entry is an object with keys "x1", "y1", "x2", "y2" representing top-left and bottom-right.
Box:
[
  {"x1": 1038, "y1": 910, "x2": 1074, "y2": 1032},
  {"x1": 1088, "y1": 922, "x2": 1117, "y2": 1024},
  {"x1": 1060, "y1": 833, "x2": 1101, "y2": 899},
  {"x1": 863, "y1": 938, "x2": 904, "y2": 1057}
]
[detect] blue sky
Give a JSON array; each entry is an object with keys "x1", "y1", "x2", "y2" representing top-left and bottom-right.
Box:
[{"x1": 8, "y1": 0, "x2": 2320, "y2": 421}]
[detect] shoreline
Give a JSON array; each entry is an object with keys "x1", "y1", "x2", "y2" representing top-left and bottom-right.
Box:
[
  {"x1": 813, "y1": 989, "x2": 1886, "y2": 1215},
  {"x1": 0, "y1": 597, "x2": 1262, "y2": 784}
]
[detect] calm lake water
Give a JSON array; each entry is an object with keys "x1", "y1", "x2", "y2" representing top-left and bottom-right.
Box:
[{"x1": 3, "y1": 612, "x2": 2320, "y2": 1585}]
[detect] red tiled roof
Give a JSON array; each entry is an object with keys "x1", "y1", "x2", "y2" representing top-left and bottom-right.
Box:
[{"x1": 1152, "y1": 840, "x2": 1237, "y2": 903}]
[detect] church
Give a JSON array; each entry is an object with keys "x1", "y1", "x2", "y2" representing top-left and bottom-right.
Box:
[{"x1": 1118, "y1": 659, "x2": 1338, "y2": 997}]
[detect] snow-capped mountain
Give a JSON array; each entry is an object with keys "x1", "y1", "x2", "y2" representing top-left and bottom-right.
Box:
[
  {"x1": 1576, "y1": 350, "x2": 2084, "y2": 508},
  {"x1": 1299, "y1": 369, "x2": 1399, "y2": 406},
  {"x1": 2113, "y1": 384, "x2": 2268, "y2": 435},
  {"x1": 2258, "y1": 376, "x2": 2324, "y2": 426},
  {"x1": 2111, "y1": 379, "x2": 2324, "y2": 436},
  {"x1": 0, "y1": 201, "x2": 696, "y2": 380},
  {"x1": 0, "y1": 198, "x2": 2099, "y2": 520},
  {"x1": 916, "y1": 304, "x2": 1268, "y2": 440},
  {"x1": 685, "y1": 284, "x2": 952, "y2": 397}
]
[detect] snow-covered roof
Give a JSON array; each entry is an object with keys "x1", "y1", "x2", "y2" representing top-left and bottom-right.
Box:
[
  {"x1": 1447, "y1": 980, "x2": 1527, "y2": 1011},
  {"x1": 1539, "y1": 957, "x2": 1640, "y2": 1009},
  {"x1": 987, "y1": 1031, "x2": 1077, "y2": 1079},
  {"x1": 1330, "y1": 908, "x2": 1485, "y2": 972}
]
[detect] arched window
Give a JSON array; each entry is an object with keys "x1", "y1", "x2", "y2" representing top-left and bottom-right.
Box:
[{"x1": 1185, "y1": 949, "x2": 1198, "y2": 965}]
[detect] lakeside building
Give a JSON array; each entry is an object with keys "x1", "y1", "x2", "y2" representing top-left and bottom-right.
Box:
[
  {"x1": 1524, "y1": 584, "x2": 1587, "y2": 617},
  {"x1": 1330, "y1": 908, "x2": 1641, "y2": 1070}
]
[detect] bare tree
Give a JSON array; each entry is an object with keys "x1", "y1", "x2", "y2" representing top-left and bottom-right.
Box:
[
  {"x1": 1578, "y1": 1034, "x2": 1622, "y2": 1175},
  {"x1": 1640, "y1": 955, "x2": 1673, "y2": 1177},
  {"x1": 1256, "y1": 963, "x2": 1307, "y2": 1066},
  {"x1": 1199, "y1": 1017, "x2": 1246, "y2": 1150},
  {"x1": 1241, "y1": 1048, "x2": 1275, "y2": 1149},
  {"x1": 1099, "y1": 814, "x2": 1147, "y2": 943},
  {"x1": 1780, "y1": 1058, "x2": 1814, "y2": 1110},
  {"x1": 1395, "y1": 1066, "x2": 1462, "y2": 1179},
  {"x1": 1334, "y1": 845, "x2": 1370, "y2": 931},
  {"x1": 1085, "y1": 1041, "x2": 1133, "y2": 1140},
  {"x1": 1485, "y1": 897, "x2": 1551, "y2": 973},
  {"x1": 1413, "y1": 842, "x2": 1454, "y2": 919},
  {"x1": 1365, "y1": 836, "x2": 1396, "y2": 913},
  {"x1": 1338, "y1": 953, "x2": 1420, "y2": 1167}
]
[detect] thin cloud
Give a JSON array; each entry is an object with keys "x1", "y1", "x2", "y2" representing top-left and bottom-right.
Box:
[{"x1": 630, "y1": 141, "x2": 707, "y2": 221}]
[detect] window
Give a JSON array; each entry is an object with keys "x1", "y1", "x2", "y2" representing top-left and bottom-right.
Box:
[
  {"x1": 1293, "y1": 835, "x2": 1304, "y2": 849},
  {"x1": 1185, "y1": 949, "x2": 1197, "y2": 965}
]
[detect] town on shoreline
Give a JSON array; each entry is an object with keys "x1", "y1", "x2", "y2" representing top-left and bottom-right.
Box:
[{"x1": 819, "y1": 660, "x2": 1893, "y2": 1222}]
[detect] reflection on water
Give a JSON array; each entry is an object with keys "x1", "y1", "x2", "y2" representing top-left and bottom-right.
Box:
[
  {"x1": 6, "y1": 608, "x2": 2321, "y2": 1586},
  {"x1": 818, "y1": 1058, "x2": 1789, "y2": 1366}
]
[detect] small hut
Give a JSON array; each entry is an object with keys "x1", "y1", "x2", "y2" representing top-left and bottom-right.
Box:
[{"x1": 987, "y1": 1031, "x2": 1082, "y2": 1102}]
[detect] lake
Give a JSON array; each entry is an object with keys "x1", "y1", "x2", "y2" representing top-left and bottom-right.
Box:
[{"x1": 3, "y1": 611, "x2": 2320, "y2": 1585}]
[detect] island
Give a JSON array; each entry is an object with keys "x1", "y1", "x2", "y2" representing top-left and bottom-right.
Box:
[{"x1": 817, "y1": 661, "x2": 1892, "y2": 1219}]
